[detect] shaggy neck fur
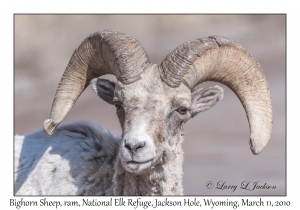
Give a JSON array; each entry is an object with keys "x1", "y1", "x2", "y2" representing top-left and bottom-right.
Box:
[{"x1": 106, "y1": 133, "x2": 184, "y2": 195}]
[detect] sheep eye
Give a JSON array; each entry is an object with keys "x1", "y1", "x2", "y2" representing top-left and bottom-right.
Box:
[
  {"x1": 177, "y1": 107, "x2": 187, "y2": 115},
  {"x1": 114, "y1": 101, "x2": 122, "y2": 110}
]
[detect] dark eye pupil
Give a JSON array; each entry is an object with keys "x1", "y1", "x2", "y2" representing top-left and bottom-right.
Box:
[{"x1": 178, "y1": 107, "x2": 187, "y2": 114}]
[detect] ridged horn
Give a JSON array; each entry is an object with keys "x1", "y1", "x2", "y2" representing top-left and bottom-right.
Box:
[
  {"x1": 160, "y1": 36, "x2": 272, "y2": 154},
  {"x1": 44, "y1": 29, "x2": 151, "y2": 136}
]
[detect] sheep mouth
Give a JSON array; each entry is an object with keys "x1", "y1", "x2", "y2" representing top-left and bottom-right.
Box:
[
  {"x1": 123, "y1": 158, "x2": 154, "y2": 173},
  {"x1": 127, "y1": 158, "x2": 154, "y2": 165}
]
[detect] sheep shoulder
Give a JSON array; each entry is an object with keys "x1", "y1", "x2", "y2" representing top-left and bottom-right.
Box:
[{"x1": 14, "y1": 121, "x2": 120, "y2": 195}]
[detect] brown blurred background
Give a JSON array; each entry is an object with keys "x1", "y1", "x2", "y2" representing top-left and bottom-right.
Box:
[{"x1": 14, "y1": 15, "x2": 285, "y2": 195}]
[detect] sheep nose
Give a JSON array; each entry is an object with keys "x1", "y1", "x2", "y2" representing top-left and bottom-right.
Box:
[{"x1": 124, "y1": 141, "x2": 145, "y2": 153}]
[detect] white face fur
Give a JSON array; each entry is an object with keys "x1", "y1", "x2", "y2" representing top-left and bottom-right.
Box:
[{"x1": 92, "y1": 64, "x2": 223, "y2": 174}]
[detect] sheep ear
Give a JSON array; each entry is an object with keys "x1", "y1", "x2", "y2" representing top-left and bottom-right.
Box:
[
  {"x1": 190, "y1": 85, "x2": 224, "y2": 117},
  {"x1": 91, "y1": 78, "x2": 116, "y2": 105}
]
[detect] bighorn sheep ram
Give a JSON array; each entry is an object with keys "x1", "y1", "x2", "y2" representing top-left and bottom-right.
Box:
[{"x1": 14, "y1": 29, "x2": 273, "y2": 195}]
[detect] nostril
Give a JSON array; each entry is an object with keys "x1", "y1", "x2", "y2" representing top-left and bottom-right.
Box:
[
  {"x1": 124, "y1": 143, "x2": 133, "y2": 152},
  {"x1": 134, "y1": 142, "x2": 145, "y2": 151},
  {"x1": 124, "y1": 141, "x2": 145, "y2": 153}
]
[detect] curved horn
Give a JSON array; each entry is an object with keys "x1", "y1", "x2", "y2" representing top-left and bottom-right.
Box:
[
  {"x1": 44, "y1": 29, "x2": 151, "y2": 135},
  {"x1": 160, "y1": 36, "x2": 272, "y2": 154}
]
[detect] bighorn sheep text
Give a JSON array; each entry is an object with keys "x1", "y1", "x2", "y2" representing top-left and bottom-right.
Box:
[{"x1": 14, "y1": 29, "x2": 273, "y2": 195}]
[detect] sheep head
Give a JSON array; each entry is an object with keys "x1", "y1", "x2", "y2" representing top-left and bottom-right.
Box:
[
  {"x1": 91, "y1": 66, "x2": 223, "y2": 173},
  {"x1": 44, "y1": 29, "x2": 272, "y2": 174}
]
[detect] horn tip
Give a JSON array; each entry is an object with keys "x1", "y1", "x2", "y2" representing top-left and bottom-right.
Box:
[
  {"x1": 43, "y1": 119, "x2": 58, "y2": 136},
  {"x1": 249, "y1": 135, "x2": 270, "y2": 155}
]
